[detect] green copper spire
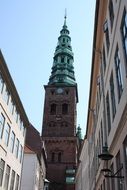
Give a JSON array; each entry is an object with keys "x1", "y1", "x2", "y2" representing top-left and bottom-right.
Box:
[
  {"x1": 48, "y1": 15, "x2": 76, "y2": 85},
  {"x1": 77, "y1": 125, "x2": 83, "y2": 140}
]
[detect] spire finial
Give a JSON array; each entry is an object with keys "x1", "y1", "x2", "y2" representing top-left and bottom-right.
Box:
[{"x1": 64, "y1": 8, "x2": 67, "y2": 26}]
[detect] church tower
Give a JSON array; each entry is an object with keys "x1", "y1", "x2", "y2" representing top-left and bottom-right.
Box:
[{"x1": 42, "y1": 15, "x2": 78, "y2": 190}]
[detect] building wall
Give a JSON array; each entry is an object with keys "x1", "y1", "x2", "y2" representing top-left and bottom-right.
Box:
[
  {"x1": 76, "y1": 0, "x2": 127, "y2": 189},
  {"x1": 21, "y1": 154, "x2": 36, "y2": 190},
  {"x1": 75, "y1": 139, "x2": 89, "y2": 190},
  {"x1": 20, "y1": 154, "x2": 46, "y2": 190},
  {"x1": 42, "y1": 86, "x2": 77, "y2": 189},
  {"x1": 0, "y1": 52, "x2": 29, "y2": 190}
]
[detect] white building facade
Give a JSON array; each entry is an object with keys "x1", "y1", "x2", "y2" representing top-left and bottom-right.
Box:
[
  {"x1": 0, "y1": 51, "x2": 29, "y2": 190},
  {"x1": 76, "y1": 0, "x2": 127, "y2": 189},
  {"x1": 20, "y1": 125, "x2": 47, "y2": 190},
  {"x1": 21, "y1": 146, "x2": 46, "y2": 190}
]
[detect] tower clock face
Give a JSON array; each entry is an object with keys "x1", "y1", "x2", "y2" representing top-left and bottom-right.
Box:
[{"x1": 56, "y1": 88, "x2": 64, "y2": 94}]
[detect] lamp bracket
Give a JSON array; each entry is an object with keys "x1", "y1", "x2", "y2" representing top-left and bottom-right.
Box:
[{"x1": 103, "y1": 165, "x2": 124, "y2": 179}]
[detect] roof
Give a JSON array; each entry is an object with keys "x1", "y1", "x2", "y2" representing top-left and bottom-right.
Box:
[{"x1": 25, "y1": 123, "x2": 47, "y2": 164}]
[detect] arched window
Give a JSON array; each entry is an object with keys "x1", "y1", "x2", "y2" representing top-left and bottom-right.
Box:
[
  {"x1": 61, "y1": 57, "x2": 64, "y2": 63},
  {"x1": 63, "y1": 38, "x2": 65, "y2": 43},
  {"x1": 50, "y1": 104, "x2": 56, "y2": 115},
  {"x1": 61, "y1": 121, "x2": 68, "y2": 127},
  {"x1": 62, "y1": 103, "x2": 68, "y2": 114},
  {"x1": 58, "y1": 152, "x2": 62, "y2": 162}
]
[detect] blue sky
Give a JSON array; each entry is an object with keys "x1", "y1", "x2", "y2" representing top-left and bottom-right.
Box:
[{"x1": 0, "y1": 1, "x2": 96, "y2": 136}]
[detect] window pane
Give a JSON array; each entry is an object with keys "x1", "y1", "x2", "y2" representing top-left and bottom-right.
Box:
[
  {"x1": 15, "y1": 138, "x2": 19, "y2": 158},
  {"x1": 10, "y1": 131, "x2": 15, "y2": 153},
  {"x1": 0, "y1": 113, "x2": 5, "y2": 138},
  {"x1": 106, "y1": 92, "x2": 111, "y2": 134},
  {"x1": 10, "y1": 170, "x2": 15, "y2": 190},
  {"x1": 105, "y1": 22, "x2": 110, "y2": 54},
  {"x1": 110, "y1": 72, "x2": 116, "y2": 119},
  {"x1": 123, "y1": 137, "x2": 127, "y2": 176},
  {"x1": 50, "y1": 104, "x2": 56, "y2": 115},
  {"x1": 116, "y1": 152, "x2": 124, "y2": 190},
  {"x1": 58, "y1": 152, "x2": 61, "y2": 162},
  {"x1": 4, "y1": 123, "x2": 11, "y2": 146},
  {"x1": 13, "y1": 107, "x2": 18, "y2": 123},
  {"x1": 0, "y1": 74, "x2": 4, "y2": 93},
  {"x1": 109, "y1": 0, "x2": 114, "y2": 30},
  {"x1": 0, "y1": 159, "x2": 5, "y2": 186},
  {"x1": 103, "y1": 45, "x2": 106, "y2": 72},
  {"x1": 4, "y1": 165, "x2": 10, "y2": 190},
  {"x1": 121, "y1": 9, "x2": 127, "y2": 70},
  {"x1": 114, "y1": 47, "x2": 123, "y2": 100},
  {"x1": 62, "y1": 103, "x2": 68, "y2": 114},
  {"x1": 18, "y1": 144, "x2": 23, "y2": 163},
  {"x1": 9, "y1": 98, "x2": 14, "y2": 115},
  {"x1": 15, "y1": 174, "x2": 19, "y2": 190}
]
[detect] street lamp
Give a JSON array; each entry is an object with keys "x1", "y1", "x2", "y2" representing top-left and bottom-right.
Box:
[{"x1": 98, "y1": 146, "x2": 124, "y2": 179}]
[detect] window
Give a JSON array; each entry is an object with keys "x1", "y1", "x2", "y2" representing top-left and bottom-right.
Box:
[
  {"x1": 15, "y1": 174, "x2": 19, "y2": 190},
  {"x1": 105, "y1": 22, "x2": 110, "y2": 54},
  {"x1": 61, "y1": 57, "x2": 64, "y2": 63},
  {"x1": 51, "y1": 152, "x2": 55, "y2": 162},
  {"x1": 110, "y1": 163, "x2": 115, "y2": 190},
  {"x1": 0, "y1": 159, "x2": 5, "y2": 186},
  {"x1": 19, "y1": 144, "x2": 23, "y2": 163},
  {"x1": 13, "y1": 107, "x2": 18, "y2": 123},
  {"x1": 10, "y1": 170, "x2": 15, "y2": 190},
  {"x1": 103, "y1": 45, "x2": 106, "y2": 72},
  {"x1": 106, "y1": 92, "x2": 111, "y2": 134},
  {"x1": 109, "y1": 0, "x2": 114, "y2": 31},
  {"x1": 9, "y1": 98, "x2": 14, "y2": 115},
  {"x1": 10, "y1": 131, "x2": 15, "y2": 153},
  {"x1": 103, "y1": 179, "x2": 106, "y2": 190},
  {"x1": 100, "y1": 121, "x2": 103, "y2": 151},
  {"x1": 49, "y1": 121, "x2": 56, "y2": 127},
  {"x1": 116, "y1": 152, "x2": 123, "y2": 190},
  {"x1": 4, "y1": 123, "x2": 11, "y2": 146},
  {"x1": 22, "y1": 125, "x2": 26, "y2": 137},
  {"x1": 114, "y1": 47, "x2": 123, "y2": 100},
  {"x1": 61, "y1": 121, "x2": 68, "y2": 127},
  {"x1": 20, "y1": 120, "x2": 23, "y2": 131},
  {"x1": 0, "y1": 113, "x2": 5, "y2": 138},
  {"x1": 0, "y1": 75, "x2": 4, "y2": 93},
  {"x1": 50, "y1": 104, "x2": 56, "y2": 115},
  {"x1": 66, "y1": 177, "x2": 75, "y2": 184},
  {"x1": 58, "y1": 152, "x2": 62, "y2": 162},
  {"x1": 63, "y1": 38, "x2": 65, "y2": 43},
  {"x1": 4, "y1": 165, "x2": 10, "y2": 190},
  {"x1": 121, "y1": 8, "x2": 127, "y2": 68},
  {"x1": 3, "y1": 86, "x2": 9, "y2": 105},
  {"x1": 15, "y1": 138, "x2": 19, "y2": 158},
  {"x1": 62, "y1": 103, "x2": 68, "y2": 114},
  {"x1": 123, "y1": 137, "x2": 127, "y2": 176},
  {"x1": 110, "y1": 72, "x2": 116, "y2": 119},
  {"x1": 98, "y1": 131, "x2": 101, "y2": 155}
]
